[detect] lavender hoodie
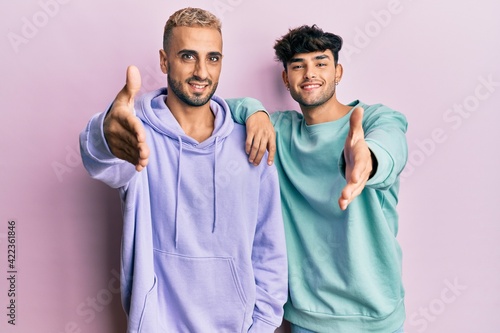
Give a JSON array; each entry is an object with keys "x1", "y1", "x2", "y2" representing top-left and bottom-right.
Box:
[{"x1": 79, "y1": 88, "x2": 287, "y2": 333}]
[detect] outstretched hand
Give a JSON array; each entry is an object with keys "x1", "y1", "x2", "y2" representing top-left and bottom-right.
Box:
[
  {"x1": 338, "y1": 107, "x2": 374, "y2": 210},
  {"x1": 245, "y1": 111, "x2": 276, "y2": 166},
  {"x1": 103, "y1": 65, "x2": 150, "y2": 172}
]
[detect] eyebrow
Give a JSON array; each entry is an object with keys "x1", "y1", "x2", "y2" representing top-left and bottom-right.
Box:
[
  {"x1": 178, "y1": 49, "x2": 223, "y2": 57},
  {"x1": 289, "y1": 54, "x2": 331, "y2": 63}
]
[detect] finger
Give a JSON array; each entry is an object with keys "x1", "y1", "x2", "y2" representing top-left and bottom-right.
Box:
[
  {"x1": 115, "y1": 65, "x2": 142, "y2": 106},
  {"x1": 122, "y1": 135, "x2": 149, "y2": 168},
  {"x1": 339, "y1": 162, "x2": 369, "y2": 210},
  {"x1": 137, "y1": 142, "x2": 150, "y2": 170},
  {"x1": 264, "y1": 130, "x2": 276, "y2": 166},
  {"x1": 338, "y1": 185, "x2": 352, "y2": 211},
  {"x1": 111, "y1": 144, "x2": 139, "y2": 166},
  {"x1": 248, "y1": 138, "x2": 262, "y2": 164},
  {"x1": 107, "y1": 120, "x2": 142, "y2": 149},
  {"x1": 136, "y1": 153, "x2": 149, "y2": 172},
  {"x1": 106, "y1": 66, "x2": 145, "y2": 144},
  {"x1": 338, "y1": 179, "x2": 367, "y2": 211},
  {"x1": 112, "y1": 139, "x2": 149, "y2": 172},
  {"x1": 350, "y1": 106, "x2": 364, "y2": 129},
  {"x1": 347, "y1": 158, "x2": 364, "y2": 185},
  {"x1": 138, "y1": 141, "x2": 150, "y2": 160},
  {"x1": 267, "y1": 141, "x2": 276, "y2": 166},
  {"x1": 339, "y1": 198, "x2": 349, "y2": 211},
  {"x1": 245, "y1": 133, "x2": 255, "y2": 155},
  {"x1": 106, "y1": 121, "x2": 144, "y2": 157},
  {"x1": 117, "y1": 112, "x2": 147, "y2": 143},
  {"x1": 348, "y1": 107, "x2": 365, "y2": 141},
  {"x1": 252, "y1": 140, "x2": 268, "y2": 166},
  {"x1": 125, "y1": 65, "x2": 142, "y2": 100}
]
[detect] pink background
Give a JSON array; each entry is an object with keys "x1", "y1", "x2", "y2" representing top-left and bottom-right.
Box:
[{"x1": 1, "y1": 0, "x2": 499, "y2": 332}]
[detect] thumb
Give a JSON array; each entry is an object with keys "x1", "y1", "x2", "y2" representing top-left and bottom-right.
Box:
[
  {"x1": 116, "y1": 65, "x2": 142, "y2": 107},
  {"x1": 348, "y1": 106, "x2": 364, "y2": 140}
]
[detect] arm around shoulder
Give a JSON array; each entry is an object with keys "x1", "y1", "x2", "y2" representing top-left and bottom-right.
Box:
[{"x1": 225, "y1": 97, "x2": 269, "y2": 125}]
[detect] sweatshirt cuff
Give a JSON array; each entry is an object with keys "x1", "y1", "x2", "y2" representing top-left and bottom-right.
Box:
[
  {"x1": 226, "y1": 97, "x2": 269, "y2": 124},
  {"x1": 365, "y1": 140, "x2": 394, "y2": 187},
  {"x1": 243, "y1": 99, "x2": 269, "y2": 122},
  {"x1": 85, "y1": 109, "x2": 120, "y2": 162}
]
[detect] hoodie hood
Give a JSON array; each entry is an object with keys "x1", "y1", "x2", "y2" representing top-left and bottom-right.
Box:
[
  {"x1": 135, "y1": 87, "x2": 234, "y2": 147},
  {"x1": 135, "y1": 88, "x2": 234, "y2": 247}
]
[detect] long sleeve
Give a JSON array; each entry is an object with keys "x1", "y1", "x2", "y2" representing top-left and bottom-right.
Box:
[
  {"x1": 363, "y1": 106, "x2": 408, "y2": 190},
  {"x1": 249, "y1": 167, "x2": 288, "y2": 333},
  {"x1": 79, "y1": 110, "x2": 137, "y2": 189},
  {"x1": 225, "y1": 97, "x2": 269, "y2": 125}
]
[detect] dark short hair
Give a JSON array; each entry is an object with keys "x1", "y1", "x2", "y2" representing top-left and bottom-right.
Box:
[{"x1": 274, "y1": 25, "x2": 343, "y2": 70}]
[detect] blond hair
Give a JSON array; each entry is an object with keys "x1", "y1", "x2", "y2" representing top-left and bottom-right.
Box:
[{"x1": 163, "y1": 7, "x2": 222, "y2": 51}]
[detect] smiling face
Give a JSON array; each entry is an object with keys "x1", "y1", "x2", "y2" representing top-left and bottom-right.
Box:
[
  {"x1": 282, "y1": 50, "x2": 342, "y2": 110},
  {"x1": 160, "y1": 26, "x2": 223, "y2": 108}
]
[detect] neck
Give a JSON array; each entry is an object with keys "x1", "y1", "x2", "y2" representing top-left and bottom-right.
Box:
[
  {"x1": 301, "y1": 97, "x2": 351, "y2": 125},
  {"x1": 165, "y1": 95, "x2": 215, "y2": 142}
]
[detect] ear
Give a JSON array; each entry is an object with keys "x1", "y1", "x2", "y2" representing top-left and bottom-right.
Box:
[
  {"x1": 335, "y1": 63, "x2": 344, "y2": 84},
  {"x1": 159, "y1": 49, "x2": 168, "y2": 74},
  {"x1": 282, "y1": 70, "x2": 290, "y2": 90}
]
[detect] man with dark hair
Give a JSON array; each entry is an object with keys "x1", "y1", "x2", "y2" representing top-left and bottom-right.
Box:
[
  {"x1": 228, "y1": 24, "x2": 408, "y2": 333},
  {"x1": 274, "y1": 24, "x2": 343, "y2": 67},
  {"x1": 80, "y1": 7, "x2": 287, "y2": 333}
]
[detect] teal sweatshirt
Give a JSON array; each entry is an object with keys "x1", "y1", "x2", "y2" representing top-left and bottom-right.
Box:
[{"x1": 228, "y1": 98, "x2": 408, "y2": 333}]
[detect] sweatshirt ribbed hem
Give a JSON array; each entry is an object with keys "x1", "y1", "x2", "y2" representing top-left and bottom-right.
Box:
[{"x1": 284, "y1": 299, "x2": 405, "y2": 333}]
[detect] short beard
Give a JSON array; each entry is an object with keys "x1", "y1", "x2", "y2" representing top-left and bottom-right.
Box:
[
  {"x1": 167, "y1": 75, "x2": 218, "y2": 107},
  {"x1": 291, "y1": 83, "x2": 336, "y2": 108}
]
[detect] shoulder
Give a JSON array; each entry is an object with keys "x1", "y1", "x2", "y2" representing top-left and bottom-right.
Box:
[
  {"x1": 270, "y1": 109, "x2": 303, "y2": 120},
  {"x1": 270, "y1": 110, "x2": 304, "y2": 127},
  {"x1": 230, "y1": 122, "x2": 246, "y2": 135},
  {"x1": 355, "y1": 101, "x2": 408, "y2": 128},
  {"x1": 357, "y1": 101, "x2": 403, "y2": 117}
]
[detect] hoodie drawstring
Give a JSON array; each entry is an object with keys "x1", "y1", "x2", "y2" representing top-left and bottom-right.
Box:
[
  {"x1": 174, "y1": 135, "x2": 183, "y2": 248},
  {"x1": 212, "y1": 137, "x2": 219, "y2": 233},
  {"x1": 174, "y1": 136, "x2": 219, "y2": 247}
]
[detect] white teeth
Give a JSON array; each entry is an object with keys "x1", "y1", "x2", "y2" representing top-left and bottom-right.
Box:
[
  {"x1": 191, "y1": 84, "x2": 206, "y2": 89},
  {"x1": 303, "y1": 84, "x2": 320, "y2": 89}
]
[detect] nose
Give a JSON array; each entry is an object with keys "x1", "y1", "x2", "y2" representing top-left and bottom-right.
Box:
[
  {"x1": 304, "y1": 68, "x2": 316, "y2": 80},
  {"x1": 193, "y1": 59, "x2": 208, "y2": 81}
]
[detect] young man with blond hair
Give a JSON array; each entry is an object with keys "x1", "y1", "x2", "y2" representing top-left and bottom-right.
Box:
[{"x1": 80, "y1": 7, "x2": 287, "y2": 333}]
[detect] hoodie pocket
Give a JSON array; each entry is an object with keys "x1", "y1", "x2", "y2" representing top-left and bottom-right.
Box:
[{"x1": 155, "y1": 251, "x2": 250, "y2": 332}]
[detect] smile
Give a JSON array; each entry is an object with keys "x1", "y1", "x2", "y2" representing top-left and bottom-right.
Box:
[
  {"x1": 301, "y1": 83, "x2": 321, "y2": 91},
  {"x1": 190, "y1": 83, "x2": 208, "y2": 88},
  {"x1": 188, "y1": 82, "x2": 209, "y2": 92}
]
